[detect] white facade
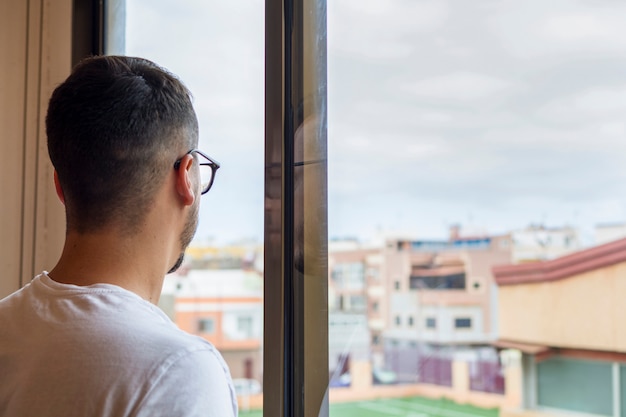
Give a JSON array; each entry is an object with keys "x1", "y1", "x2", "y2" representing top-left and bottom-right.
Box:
[
  {"x1": 595, "y1": 223, "x2": 626, "y2": 245},
  {"x1": 162, "y1": 269, "x2": 264, "y2": 342},
  {"x1": 328, "y1": 312, "x2": 370, "y2": 372},
  {"x1": 512, "y1": 225, "x2": 580, "y2": 263},
  {"x1": 385, "y1": 303, "x2": 487, "y2": 344}
]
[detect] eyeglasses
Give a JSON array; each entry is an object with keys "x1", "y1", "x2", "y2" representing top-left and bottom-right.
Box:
[{"x1": 174, "y1": 149, "x2": 220, "y2": 195}]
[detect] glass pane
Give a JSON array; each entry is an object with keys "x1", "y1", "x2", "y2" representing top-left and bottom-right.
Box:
[
  {"x1": 328, "y1": 0, "x2": 626, "y2": 415},
  {"x1": 126, "y1": 2, "x2": 264, "y2": 415},
  {"x1": 538, "y1": 357, "x2": 612, "y2": 415}
]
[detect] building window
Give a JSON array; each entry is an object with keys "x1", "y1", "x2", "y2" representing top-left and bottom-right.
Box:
[
  {"x1": 238, "y1": 316, "x2": 254, "y2": 338},
  {"x1": 332, "y1": 262, "x2": 365, "y2": 290},
  {"x1": 394, "y1": 281, "x2": 400, "y2": 290},
  {"x1": 455, "y1": 318, "x2": 472, "y2": 329},
  {"x1": 349, "y1": 295, "x2": 367, "y2": 312},
  {"x1": 395, "y1": 316, "x2": 401, "y2": 326},
  {"x1": 408, "y1": 316, "x2": 414, "y2": 327},
  {"x1": 426, "y1": 317, "x2": 436, "y2": 329},
  {"x1": 198, "y1": 318, "x2": 215, "y2": 334},
  {"x1": 244, "y1": 358, "x2": 254, "y2": 380},
  {"x1": 410, "y1": 273, "x2": 466, "y2": 290},
  {"x1": 371, "y1": 301, "x2": 379, "y2": 312}
]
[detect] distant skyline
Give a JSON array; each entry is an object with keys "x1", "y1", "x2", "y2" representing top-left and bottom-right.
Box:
[{"x1": 127, "y1": 0, "x2": 626, "y2": 246}]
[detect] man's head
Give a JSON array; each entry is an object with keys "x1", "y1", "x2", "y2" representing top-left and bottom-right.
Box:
[{"x1": 46, "y1": 55, "x2": 199, "y2": 236}]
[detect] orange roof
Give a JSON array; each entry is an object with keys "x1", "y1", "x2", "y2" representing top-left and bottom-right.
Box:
[{"x1": 493, "y1": 237, "x2": 626, "y2": 286}]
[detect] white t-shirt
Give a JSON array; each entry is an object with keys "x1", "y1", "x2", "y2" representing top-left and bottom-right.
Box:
[{"x1": 0, "y1": 273, "x2": 238, "y2": 417}]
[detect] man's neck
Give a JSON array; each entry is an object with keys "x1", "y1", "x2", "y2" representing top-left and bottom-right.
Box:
[{"x1": 48, "y1": 229, "x2": 171, "y2": 304}]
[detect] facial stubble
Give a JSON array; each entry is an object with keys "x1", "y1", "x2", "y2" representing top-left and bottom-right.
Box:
[{"x1": 167, "y1": 195, "x2": 200, "y2": 274}]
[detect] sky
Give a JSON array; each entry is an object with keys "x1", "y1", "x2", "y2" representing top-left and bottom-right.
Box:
[{"x1": 126, "y1": 0, "x2": 626, "y2": 246}]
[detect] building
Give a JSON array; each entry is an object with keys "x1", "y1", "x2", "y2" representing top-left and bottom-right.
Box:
[
  {"x1": 595, "y1": 222, "x2": 626, "y2": 245},
  {"x1": 328, "y1": 243, "x2": 380, "y2": 378},
  {"x1": 161, "y1": 269, "x2": 264, "y2": 384},
  {"x1": 328, "y1": 312, "x2": 370, "y2": 386},
  {"x1": 494, "y1": 237, "x2": 626, "y2": 417},
  {"x1": 328, "y1": 229, "x2": 514, "y2": 395},
  {"x1": 510, "y1": 224, "x2": 580, "y2": 263},
  {"x1": 184, "y1": 242, "x2": 263, "y2": 271},
  {"x1": 383, "y1": 234, "x2": 511, "y2": 390}
]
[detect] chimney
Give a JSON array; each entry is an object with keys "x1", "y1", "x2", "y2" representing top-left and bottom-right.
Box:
[{"x1": 449, "y1": 224, "x2": 461, "y2": 241}]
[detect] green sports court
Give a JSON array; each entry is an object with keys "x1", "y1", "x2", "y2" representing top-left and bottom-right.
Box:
[{"x1": 239, "y1": 396, "x2": 499, "y2": 417}]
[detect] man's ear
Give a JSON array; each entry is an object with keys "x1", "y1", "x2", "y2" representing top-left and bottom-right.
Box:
[
  {"x1": 53, "y1": 170, "x2": 65, "y2": 205},
  {"x1": 174, "y1": 154, "x2": 196, "y2": 207}
]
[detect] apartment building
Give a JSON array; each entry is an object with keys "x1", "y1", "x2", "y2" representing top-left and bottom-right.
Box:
[
  {"x1": 328, "y1": 243, "x2": 381, "y2": 377},
  {"x1": 160, "y1": 269, "x2": 264, "y2": 384},
  {"x1": 383, "y1": 234, "x2": 511, "y2": 389},
  {"x1": 328, "y1": 229, "x2": 515, "y2": 392},
  {"x1": 510, "y1": 224, "x2": 581, "y2": 263}
]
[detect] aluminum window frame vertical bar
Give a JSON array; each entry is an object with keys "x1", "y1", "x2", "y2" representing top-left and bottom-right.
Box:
[
  {"x1": 72, "y1": 0, "x2": 105, "y2": 64},
  {"x1": 104, "y1": 0, "x2": 125, "y2": 55},
  {"x1": 265, "y1": 0, "x2": 328, "y2": 416}
]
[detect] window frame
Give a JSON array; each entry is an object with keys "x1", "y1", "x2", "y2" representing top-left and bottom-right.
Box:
[
  {"x1": 264, "y1": 0, "x2": 329, "y2": 416},
  {"x1": 198, "y1": 318, "x2": 215, "y2": 334},
  {"x1": 97, "y1": 1, "x2": 329, "y2": 416}
]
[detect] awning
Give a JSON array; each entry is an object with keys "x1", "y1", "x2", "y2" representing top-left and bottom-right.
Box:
[{"x1": 492, "y1": 339, "x2": 551, "y2": 355}]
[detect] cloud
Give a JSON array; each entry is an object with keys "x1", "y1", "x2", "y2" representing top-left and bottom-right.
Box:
[
  {"x1": 537, "y1": 86, "x2": 626, "y2": 125},
  {"x1": 127, "y1": 0, "x2": 626, "y2": 243},
  {"x1": 404, "y1": 72, "x2": 514, "y2": 102},
  {"x1": 328, "y1": 0, "x2": 449, "y2": 60},
  {"x1": 486, "y1": 0, "x2": 626, "y2": 60},
  {"x1": 541, "y1": 13, "x2": 625, "y2": 43}
]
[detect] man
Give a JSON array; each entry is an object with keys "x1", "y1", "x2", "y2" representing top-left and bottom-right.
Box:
[{"x1": 0, "y1": 56, "x2": 237, "y2": 416}]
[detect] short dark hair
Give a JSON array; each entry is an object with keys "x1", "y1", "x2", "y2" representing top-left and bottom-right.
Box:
[{"x1": 46, "y1": 55, "x2": 198, "y2": 234}]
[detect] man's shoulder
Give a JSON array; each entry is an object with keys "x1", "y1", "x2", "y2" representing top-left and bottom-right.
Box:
[
  {"x1": 83, "y1": 291, "x2": 216, "y2": 360},
  {"x1": 126, "y1": 318, "x2": 219, "y2": 362}
]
